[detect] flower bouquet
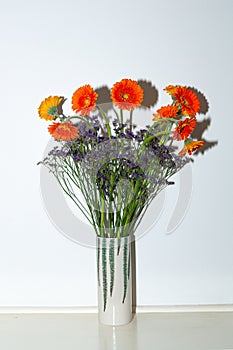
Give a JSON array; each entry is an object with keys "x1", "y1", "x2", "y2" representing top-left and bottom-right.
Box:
[{"x1": 38, "y1": 79, "x2": 204, "y2": 325}]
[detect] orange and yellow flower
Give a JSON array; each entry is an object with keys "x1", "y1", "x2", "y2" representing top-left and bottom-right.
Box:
[
  {"x1": 38, "y1": 96, "x2": 63, "y2": 121},
  {"x1": 72, "y1": 84, "x2": 98, "y2": 116},
  {"x1": 153, "y1": 104, "x2": 178, "y2": 121},
  {"x1": 48, "y1": 122, "x2": 79, "y2": 141},
  {"x1": 179, "y1": 140, "x2": 204, "y2": 156},
  {"x1": 173, "y1": 116, "x2": 197, "y2": 141},
  {"x1": 164, "y1": 85, "x2": 200, "y2": 116},
  {"x1": 111, "y1": 79, "x2": 143, "y2": 110},
  {"x1": 175, "y1": 87, "x2": 200, "y2": 116},
  {"x1": 164, "y1": 85, "x2": 180, "y2": 96}
]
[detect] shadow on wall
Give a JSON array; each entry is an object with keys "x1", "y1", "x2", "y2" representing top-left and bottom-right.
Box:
[
  {"x1": 189, "y1": 87, "x2": 218, "y2": 155},
  {"x1": 95, "y1": 80, "x2": 159, "y2": 115},
  {"x1": 96, "y1": 80, "x2": 218, "y2": 156}
]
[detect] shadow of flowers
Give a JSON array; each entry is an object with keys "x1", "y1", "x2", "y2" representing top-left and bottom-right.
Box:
[
  {"x1": 189, "y1": 87, "x2": 218, "y2": 155},
  {"x1": 95, "y1": 81, "x2": 218, "y2": 156}
]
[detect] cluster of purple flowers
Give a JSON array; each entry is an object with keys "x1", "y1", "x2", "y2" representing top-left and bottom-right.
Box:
[
  {"x1": 40, "y1": 115, "x2": 187, "y2": 205},
  {"x1": 38, "y1": 113, "x2": 190, "y2": 234},
  {"x1": 96, "y1": 158, "x2": 146, "y2": 199},
  {"x1": 69, "y1": 117, "x2": 176, "y2": 168}
]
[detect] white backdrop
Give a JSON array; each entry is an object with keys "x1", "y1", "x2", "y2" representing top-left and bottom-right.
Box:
[{"x1": 0, "y1": 0, "x2": 232, "y2": 306}]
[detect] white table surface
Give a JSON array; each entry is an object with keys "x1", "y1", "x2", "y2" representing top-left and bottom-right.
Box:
[{"x1": 0, "y1": 312, "x2": 233, "y2": 350}]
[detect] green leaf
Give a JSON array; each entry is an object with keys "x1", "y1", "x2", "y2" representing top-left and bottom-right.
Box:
[
  {"x1": 109, "y1": 239, "x2": 115, "y2": 297},
  {"x1": 102, "y1": 239, "x2": 107, "y2": 312},
  {"x1": 122, "y1": 237, "x2": 128, "y2": 303}
]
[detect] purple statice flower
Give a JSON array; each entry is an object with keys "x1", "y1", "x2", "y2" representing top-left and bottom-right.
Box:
[{"x1": 96, "y1": 157, "x2": 147, "y2": 199}]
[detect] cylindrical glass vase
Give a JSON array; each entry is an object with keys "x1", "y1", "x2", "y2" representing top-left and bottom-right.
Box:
[{"x1": 97, "y1": 236, "x2": 132, "y2": 326}]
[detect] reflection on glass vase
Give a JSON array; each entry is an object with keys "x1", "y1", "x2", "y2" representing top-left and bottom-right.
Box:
[{"x1": 97, "y1": 236, "x2": 132, "y2": 326}]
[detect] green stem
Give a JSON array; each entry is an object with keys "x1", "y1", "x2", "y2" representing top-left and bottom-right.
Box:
[
  {"x1": 159, "y1": 121, "x2": 173, "y2": 146},
  {"x1": 120, "y1": 109, "x2": 123, "y2": 124},
  {"x1": 129, "y1": 110, "x2": 133, "y2": 132},
  {"x1": 97, "y1": 106, "x2": 111, "y2": 137},
  {"x1": 116, "y1": 190, "x2": 122, "y2": 238},
  {"x1": 100, "y1": 196, "x2": 105, "y2": 237},
  {"x1": 112, "y1": 107, "x2": 120, "y2": 121},
  {"x1": 54, "y1": 175, "x2": 93, "y2": 226},
  {"x1": 67, "y1": 115, "x2": 96, "y2": 131},
  {"x1": 142, "y1": 130, "x2": 171, "y2": 146}
]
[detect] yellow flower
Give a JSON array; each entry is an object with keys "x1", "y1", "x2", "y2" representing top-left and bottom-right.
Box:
[
  {"x1": 179, "y1": 140, "x2": 204, "y2": 156},
  {"x1": 164, "y1": 85, "x2": 180, "y2": 95},
  {"x1": 38, "y1": 96, "x2": 63, "y2": 121}
]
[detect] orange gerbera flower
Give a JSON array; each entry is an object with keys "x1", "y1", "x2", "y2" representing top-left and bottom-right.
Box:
[
  {"x1": 48, "y1": 122, "x2": 79, "y2": 141},
  {"x1": 164, "y1": 85, "x2": 180, "y2": 96},
  {"x1": 110, "y1": 79, "x2": 143, "y2": 110},
  {"x1": 72, "y1": 84, "x2": 98, "y2": 116},
  {"x1": 153, "y1": 104, "x2": 178, "y2": 121},
  {"x1": 38, "y1": 96, "x2": 63, "y2": 121},
  {"x1": 173, "y1": 86, "x2": 200, "y2": 116},
  {"x1": 173, "y1": 116, "x2": 197, "y2": 141},
  {"x1": 179, "y1": 140, "x2": 204, "y2": 156}
]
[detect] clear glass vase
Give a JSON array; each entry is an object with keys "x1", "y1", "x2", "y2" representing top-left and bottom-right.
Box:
[{"x1": 97, "y1": 236, "x2": 132, "y2": 326}]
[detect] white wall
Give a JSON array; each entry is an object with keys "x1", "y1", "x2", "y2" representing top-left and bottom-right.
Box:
[{"x1": 0, "y1": 0, "x2": 232, "y2": 306}]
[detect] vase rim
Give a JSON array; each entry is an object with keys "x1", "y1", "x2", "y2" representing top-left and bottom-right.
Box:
[{"x1": 96, "y1": 234, "x2": 135, "y2": 243}]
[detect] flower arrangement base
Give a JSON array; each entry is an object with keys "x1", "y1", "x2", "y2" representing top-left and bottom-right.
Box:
[{"x1": 97, "y1": 236, "x2": 132, "y2": 326}]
